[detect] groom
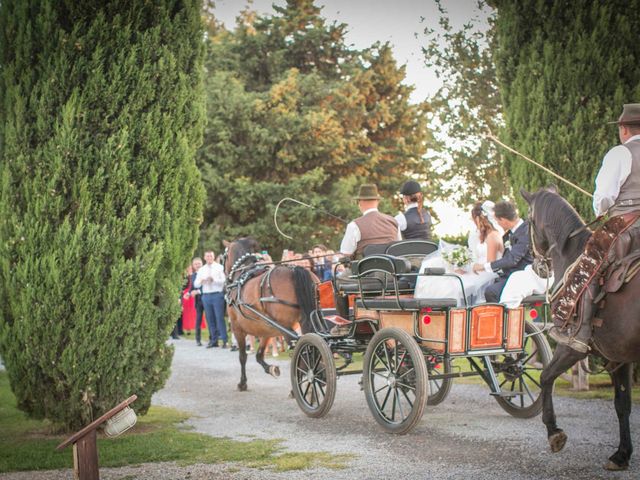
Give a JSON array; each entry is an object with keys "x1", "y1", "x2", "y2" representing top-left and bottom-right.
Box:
[{"x1": 472, "y1": 200, "x2": 533, "y2": 303}]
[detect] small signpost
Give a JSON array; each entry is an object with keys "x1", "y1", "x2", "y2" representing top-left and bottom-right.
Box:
[{"x1": 56, "y1": 394, "x2": 137, "y2": 480}]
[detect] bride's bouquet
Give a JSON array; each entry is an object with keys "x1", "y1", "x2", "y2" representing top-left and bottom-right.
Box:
[{"x1": 442, "y1": 246, "x2": 472, "y2": 269}]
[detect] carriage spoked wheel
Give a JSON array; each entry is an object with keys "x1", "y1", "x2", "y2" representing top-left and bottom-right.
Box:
[
  {"x1": 290, "y1": 333, "x2": 337, "y2": 418},
  {"x1": 492, "y1": 321, "x2": 552, "y2": 418},
  {"x1": 363, "y1": 327, "x2": 428, "y2": 434},
  {"x1": 426, "y1": 356, "x2": 452, "y2": 406}
]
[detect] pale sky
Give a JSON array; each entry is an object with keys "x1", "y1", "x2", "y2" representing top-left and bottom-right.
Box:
[{"x1": 212, "y1": 0, "x2": 487, "y2": 235}]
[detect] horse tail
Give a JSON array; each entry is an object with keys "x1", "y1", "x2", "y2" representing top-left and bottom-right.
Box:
[{"x1": 292, "y1": 266, "x2": 320, "y2": 334}]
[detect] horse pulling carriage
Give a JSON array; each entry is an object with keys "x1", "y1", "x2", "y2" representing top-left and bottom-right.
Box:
[{"x1": 224, "y1": 237, "x2": 553, "y2": 435}]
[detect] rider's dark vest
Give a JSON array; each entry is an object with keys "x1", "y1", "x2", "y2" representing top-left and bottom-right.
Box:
[
  {"x1": 402, "y1": 207, "x2": 432, "y2": 241},
  {"x1": 353, "y1": 211, "x2": 398, "y2": 258},
  {"x1": 611, "y1": 139, "x2": 640, "y2": 217}
]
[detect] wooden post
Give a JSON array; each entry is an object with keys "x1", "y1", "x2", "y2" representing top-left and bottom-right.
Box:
[
  {"x1": 72, "y1": 429, "x2": 99, "y2": 480},
  {"x1": 57, "y1": 395, "x2": 137, "y2": 480},
  {"x1": 571, "y1": 360, "x2": 590, "y2": 391}
]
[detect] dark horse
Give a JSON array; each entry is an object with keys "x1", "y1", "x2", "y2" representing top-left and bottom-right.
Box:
[
  {"x1": 523, "y1": 187, "x2": 640, "y2": 470},
  {"x1": 223, "y1": 237, "x2": 319, "y2": 391}
]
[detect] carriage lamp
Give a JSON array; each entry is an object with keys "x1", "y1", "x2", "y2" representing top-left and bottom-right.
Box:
[
  {"x1": 104, "y1": 406, "x2": 137, "y2": 437},
  {"x1": 529, "y1": 309, "x2": 538, "y2": 320}
]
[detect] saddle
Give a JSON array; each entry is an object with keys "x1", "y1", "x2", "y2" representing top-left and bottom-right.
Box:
[{"x1": 602, "y1": 223, "x2": 640, "y2": 294}]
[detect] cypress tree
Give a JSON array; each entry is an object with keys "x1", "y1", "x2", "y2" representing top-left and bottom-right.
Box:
[
  {"x1": 491, "y1": 0, "x2": 640, "y2": 216},
  {"x1": 0, "y1": 1, "x2": 205, "y2": 429}
]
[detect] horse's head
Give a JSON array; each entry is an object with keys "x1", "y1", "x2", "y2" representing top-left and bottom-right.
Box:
[
  {"x1": 521, "y1": 187, "x2": 553, "y2": 257},
  {"x1": 521, "y1": 186, "x2": 587, "y2": 262},
  {"x1": 222, "y1": 237, "x2": 260, "y2": 277}
]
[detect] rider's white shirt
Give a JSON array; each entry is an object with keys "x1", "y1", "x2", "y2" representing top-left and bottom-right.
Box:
[{"x1": 593, "y1": 134, "x2": 640, "y2": 216}]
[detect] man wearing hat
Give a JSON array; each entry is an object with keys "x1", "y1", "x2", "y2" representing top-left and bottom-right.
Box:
[
  {"x1": 334, "y1": 184, "x2": 400, "y2": 319},
  {"x1": 395, "y1": 180, "x2": 432, "y2": 241},
  {"x1": 550, "y1": 103, "x2": 640, "y2": 352},
  {"x1": 339, "y1": 184, "x2": 400, "y2": 259}
]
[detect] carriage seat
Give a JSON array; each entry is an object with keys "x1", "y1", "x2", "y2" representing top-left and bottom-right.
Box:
[
  {"x1": 337, "y1": 254, "x2": 415, "y2": 295},
  {"x1": 355, "y1": 297, "x2": 457, "y2": 311}
]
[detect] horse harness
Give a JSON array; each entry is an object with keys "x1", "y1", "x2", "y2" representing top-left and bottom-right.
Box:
[{"x1": 224, "y1": 252, "x2": 301, "y2": 337}]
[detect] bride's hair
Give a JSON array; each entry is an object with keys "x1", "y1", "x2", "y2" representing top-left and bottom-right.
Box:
[{"x1": 471, "y1": 201, "x2": 496, "y2": 243}]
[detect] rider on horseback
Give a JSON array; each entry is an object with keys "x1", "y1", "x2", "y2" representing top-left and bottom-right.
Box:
[{"x1": 550, "y1": 103, "x2": 640, "y2": 352}]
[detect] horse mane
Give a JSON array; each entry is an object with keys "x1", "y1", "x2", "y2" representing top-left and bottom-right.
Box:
[{"x1": 533, "y1": 189, "x2": 590, "y2": 255}]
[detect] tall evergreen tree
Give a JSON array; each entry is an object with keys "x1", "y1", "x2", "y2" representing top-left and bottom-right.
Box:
[
  {"x1": 491, "y1": 0, "x2": 640, "y2": 216},
  {"x1": 422, "y1": 1, "x2": 506, "y2": 205},
  {"x1": 0, "y1": 0, "x2": 205, "y2": 429},
  {"x1": 200, "y1": 0, "x2": 432, "y2": 252}
]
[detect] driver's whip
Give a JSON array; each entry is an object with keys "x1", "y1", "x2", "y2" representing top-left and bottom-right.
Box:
[
  {"x1": 486, "y1": 131, "x2": 593, "y2": 198},
  {"x1": 274, "y1": 197, "x2": 348, "y2": 240}
]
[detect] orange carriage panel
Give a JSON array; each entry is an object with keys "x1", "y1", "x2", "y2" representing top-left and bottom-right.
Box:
[
  {"x1": 506, "y1": 307, "x2": 524, "y2": 350},
  {"x1": 318, "y1": 281, "x2": 335, "y2": 309},
  {"x1": 379, "y1": 311, "x2": 415, "y2": 336},
  {"x1": 469, "y1": 305, "x2": 504, "y2": 350},
  {"x1": 448, "y1": 308, "x2": 467, "y2": 354},
  {"x1": 419, "y1": 312, "x2": 447, "y2": 353}
]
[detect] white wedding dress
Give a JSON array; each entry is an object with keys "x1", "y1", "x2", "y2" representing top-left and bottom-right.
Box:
[{"x1": 414, "y1": 235, "x2": 501, "y2": 306}]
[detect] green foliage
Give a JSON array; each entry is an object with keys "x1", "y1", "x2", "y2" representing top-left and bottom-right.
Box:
[
  {"x1": 0, "y1": 1, "x2": 205, "y2": 430},
  {"x1": 491, "y1": 0, "x2": 640, "y2": 217},
  {"x1": 199, "y1": 0, "x2": 433, "y2": 253},
  {"x1": 422, "y1": 1, "x2": 508, "y2": 205}
]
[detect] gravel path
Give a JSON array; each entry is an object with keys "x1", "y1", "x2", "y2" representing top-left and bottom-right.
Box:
[{"x1": 2, "y1": 337, "x2": 639, "y2": 479}]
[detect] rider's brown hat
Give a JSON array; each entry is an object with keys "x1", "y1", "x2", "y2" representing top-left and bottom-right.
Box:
[
  {"x1": 355, "y1": 184, "x2": 381, "y2": 200},
  {"x1": 609, "y1": 103, "x2": 640, "y2": 125}
]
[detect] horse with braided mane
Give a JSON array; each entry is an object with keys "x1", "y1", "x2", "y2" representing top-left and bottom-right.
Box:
[
  {"x1": 222, "y1": 237, "x2": 319, "y2": 392},
  {"x1": 523, "y1": 187, "x2": 640, "y2": 471}
]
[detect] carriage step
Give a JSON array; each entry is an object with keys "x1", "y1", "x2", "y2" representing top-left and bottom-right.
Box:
[{"x1": 490, "y1": 391, "x2": 523, "y2": 398}]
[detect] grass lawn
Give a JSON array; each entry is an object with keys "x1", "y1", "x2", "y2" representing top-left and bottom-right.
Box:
[{"x1": 0, "y1": 371, "x2": 351, "y2": 474}]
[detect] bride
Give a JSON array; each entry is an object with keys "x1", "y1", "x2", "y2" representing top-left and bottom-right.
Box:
[{"x1": 414, "y1": 201, "x2": 504, "y2": 306}]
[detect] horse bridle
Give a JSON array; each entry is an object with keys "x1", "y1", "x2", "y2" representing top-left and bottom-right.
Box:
[{"x1": 528, "y1": 202, "x2": 556, "y2": 281}]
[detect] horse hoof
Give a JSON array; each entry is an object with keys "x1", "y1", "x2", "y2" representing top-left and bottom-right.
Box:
[
  {"x1": 269, "y1": 365, "x2": 281, "y2": 378},
  {"x1": 237, "y1": 383, "x2": 247, "y2": 392},
  {"x1": 604, "y1": 460, "x2": 628, "y2": 471},
  {"x1": 549, "y1": 431, "x2": 567, "y2": 453}
]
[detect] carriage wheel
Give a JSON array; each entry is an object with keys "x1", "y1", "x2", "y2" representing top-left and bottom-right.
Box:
[
  {"x1": 427, "y1": 356, "x2": 453, "y2": 406},
  {"x1": 290, "y1": 333, "x2": 337, "y2": 418},
  {"x1": 493, "y1": 321, "x2": 552, "y2": 418},
  {"x1": 363, "y1": 327, "x2": 428, "y2": 434}
]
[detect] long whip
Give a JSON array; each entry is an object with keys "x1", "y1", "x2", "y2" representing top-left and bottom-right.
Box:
[
  {"x1": 274, "y1": 197, "x2": 348, "y2": 240},
  {"x1": 486, "y1": 131, "x2": 593, "y2": 198}
]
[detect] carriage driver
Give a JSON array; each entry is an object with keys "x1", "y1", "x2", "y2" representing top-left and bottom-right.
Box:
[
  {"x1": 549, "y1": 103, "x2": 640, "y2": 352},
  {"x1": 334, "y1": 184, "x2": 401, "y2": 319}
]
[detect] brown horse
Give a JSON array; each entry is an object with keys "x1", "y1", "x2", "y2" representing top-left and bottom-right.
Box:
[
  {"x1": 522, "y1": 187, "x2": 640, "y2": 470},
  {"x1": 222, "y1": 237, "x2": 319, "y2": 391}
]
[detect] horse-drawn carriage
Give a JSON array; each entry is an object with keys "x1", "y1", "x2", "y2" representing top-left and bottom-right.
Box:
[
  {"x1": 289, "y1": 239, "x2": 552, "y2": 434},
  {"x1": 223, "y1": 237, "x2": 552, "y2": 436}
]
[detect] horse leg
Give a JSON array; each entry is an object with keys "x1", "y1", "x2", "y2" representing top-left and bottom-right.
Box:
[
  {"x1": 540, "y1": 344, "x2": 587, "y2": 452},
  {"x1": 237, "y1": 334, "x2": 248, "y2": 391},
  {"x1": 256, "y1": 337, "x2": 280, "y2": 378},
  {"x1": 606, "y1": 363, "x2": 633, "y2": 471}
]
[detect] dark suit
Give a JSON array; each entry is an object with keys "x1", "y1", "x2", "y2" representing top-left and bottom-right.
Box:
[
  {"x1": 189, "y1": 272, "x2": 207, "y2": 343},
  {"x1": 484, "y1": 220, "x2": 533, "y2": 303}
]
